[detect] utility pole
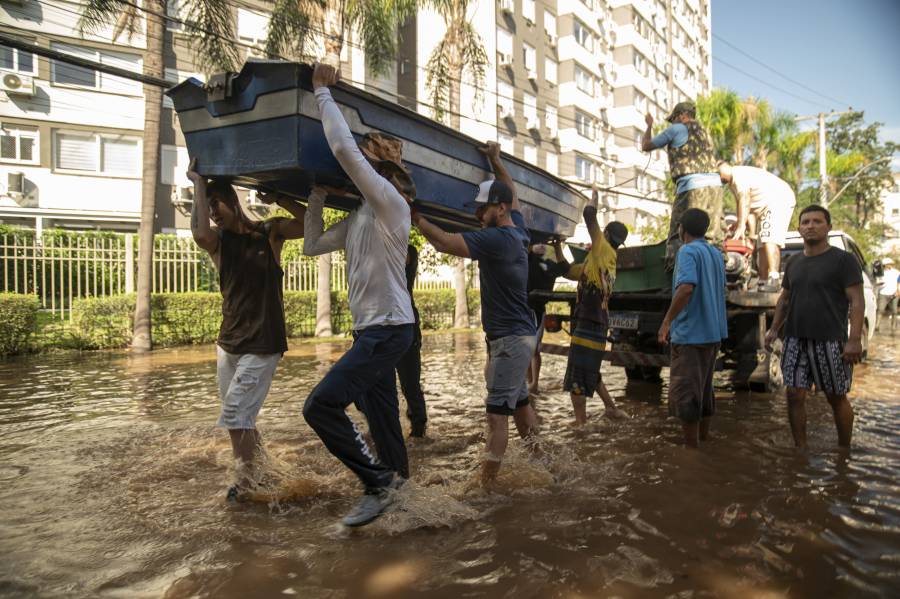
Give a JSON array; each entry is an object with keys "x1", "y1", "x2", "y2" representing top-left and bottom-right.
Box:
[{"x1": 795, "y1": 109, "x2": 855, "y2": 205}]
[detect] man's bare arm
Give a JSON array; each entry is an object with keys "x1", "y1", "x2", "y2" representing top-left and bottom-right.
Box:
[
  {"x1": 412, "y1": 212, "x2": 470, "y2": 258},
  {"x1": 259, "y1": 192, "x2": 305, "y2": 240},
  {"x1": 641, "y1": 112, "x2": 656, "y2": 152},
  {"x1": 186, "y1": 158, "x2": 218, "y2": 257},
  {"x1": 478, "y1": 141, "x2": 520, "y2": 211},
  {"x1": 764, "y1": 288, "x2": 790, "y2": 350}
]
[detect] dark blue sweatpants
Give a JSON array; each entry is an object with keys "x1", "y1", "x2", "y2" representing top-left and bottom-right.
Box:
[{"x1": 303, "y1": 324, "x2": 414, "y2": 490}]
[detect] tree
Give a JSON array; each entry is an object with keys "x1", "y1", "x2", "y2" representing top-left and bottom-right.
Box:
[{"x1": 422, "y1": 0, "x2": 489, "y2": 328}]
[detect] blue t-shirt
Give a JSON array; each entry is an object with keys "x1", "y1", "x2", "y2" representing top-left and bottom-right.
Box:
[
  {"x1": 462, "y1": 210, "x2": 536, "y2": 338},
  {"x1": 650, "y1": 123, "x2": 720, "y2": 195},
  {"x1": 671, "y1": 239, "x2": 728, "y2": 345}
]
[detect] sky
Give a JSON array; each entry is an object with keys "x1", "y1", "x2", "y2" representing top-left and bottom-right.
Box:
[{"x1": 711, "y1": 0, "x2": 900, "y2": 170}]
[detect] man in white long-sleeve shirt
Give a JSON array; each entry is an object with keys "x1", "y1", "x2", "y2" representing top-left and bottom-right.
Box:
[{"x1": 302, "y1": 63, "x2": 416, "y2": 527}]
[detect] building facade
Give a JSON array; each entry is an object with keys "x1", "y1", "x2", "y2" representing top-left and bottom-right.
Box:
[
  {"x1": 1, "y1": 0, "x2": 712, "y2": 242},
  {"x1": 880, "y1": 172, "x2": 900, "y2": 257}
]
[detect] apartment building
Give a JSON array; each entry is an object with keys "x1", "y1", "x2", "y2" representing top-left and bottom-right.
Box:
[{"x1": 880, "y1": 172, "x2": 900, "y2": 256}]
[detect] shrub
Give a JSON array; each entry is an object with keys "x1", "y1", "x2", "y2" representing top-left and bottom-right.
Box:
[
  {"x1": 0, "y1": 293, "x2": 39, "y2": 356},
  {"x1": 152, "y1": 293, "x2": 221, "y2": 346},
  {"x1": 71, "y1": 294, "x2": 136, "y2": 349}
]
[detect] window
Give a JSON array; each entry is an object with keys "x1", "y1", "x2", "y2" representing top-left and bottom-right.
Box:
[
  {"x1": 545, "y1": 104, "x2": 558, "y2": 134},
  {"x1": 545, "y1": 151, "x2": 558, "y2": 175},
  {"x1": 523, "y1": 143, "x2": 537, "y2": 165},
  {"x1": 166, "y1": 0, "x2": 188, "y2": 31},
  {"x1": 892, "y1": 208, "x2": 899, "y2": 216},
  {"x1": 633, "y1": 51, "x2": 648, "y2": 76},
  {"x1": 163, "y1": 68, "x2": 204, "y2": 108},
  {"x1": 545, "y1": 57, "x2": 558, "y2": 84},
  {"x1": 574, "y1": 20, "x2": 593, "y2": 52},
  {"x1": 54, "y1": 130, "x2": 141, "y2": 177},
  {"x1": 634, "y1": 91, "x2": 649, "y2": 113},
  {"x1": 238, "y1": 8, "x2": 270, "y2": 48},
  {"x1": 0, "y1": 46, "x2": 36, "y2": 74},
  {"x1": 497, "y1": 27, "x2": 514, "y2": 57},
  {"x1": 523, "y1": 0, "x2": 536, "y2": 24},
  {"x1": 160, "y1": 144, "x2": 190, "y2": 186},
  {"x1": 575, "y1": 65, "x2": 594, "y2": 95},
  {"x1": 51, "y1": 43, "x2": 142, "y2": 95},
  {"x1": 523, "y1": 93, "x2": 538, "y2": 124},
  {"x1": 523, "y1": 43, "x2": 536, "y2": 74},
  {"x1": 0, "y1": 125, "x2": 38, "y2": 164},
  {"x1": 575, "y1": 110, "x2": 595, "y2": 140},
  {"x1": 575, "y1": 155, "x2": 594, "y2": 182},
  {"x1": 499, "y1": 133, "x2": 515, "y2": 155},
  {"x1": 497, "y1": 80, "x2": 515, "y2": 117},
  {"x1": 544, "y1": 11, "x2": 557, "y2": 37}
]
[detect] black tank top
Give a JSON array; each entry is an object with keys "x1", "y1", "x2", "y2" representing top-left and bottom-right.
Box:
[{"x1": 217, "y1": 223, "x2": 288, "y2": 355}]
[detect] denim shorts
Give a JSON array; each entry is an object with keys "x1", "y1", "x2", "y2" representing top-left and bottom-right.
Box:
[
  {"x1": 484, "y1": 335, "x2": 536, "y2": 415},
  {"x1": 216, "y1": 346, "x2": 281, "y2": 429}
]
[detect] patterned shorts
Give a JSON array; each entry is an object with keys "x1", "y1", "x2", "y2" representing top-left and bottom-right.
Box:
[{"x1": 781, "y1": 337, "x2": 853, "y2": 396}]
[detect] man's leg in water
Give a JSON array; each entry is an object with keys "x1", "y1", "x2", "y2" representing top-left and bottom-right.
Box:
[
  {"x1": 682, "y1": 420, "x2": 700, "y2": 448},
  {"x1": 786, "y1": 387, "x2": 808, "y2": 449},
  {"x1": 358, "y1": 366, "x2": 410, "y2": 478},
  {"x1": 570, "y1": 393, "x2": 588, "y2": 426},
  {"x1": 483, "y1": 413, "x2": 509, "y2": 484},
  {"x1": 825, "y1": 393, "x2": 854, "y2": 448},
  {"x1": 595, "y1": 377, "x2": 628, "y2": 419}
]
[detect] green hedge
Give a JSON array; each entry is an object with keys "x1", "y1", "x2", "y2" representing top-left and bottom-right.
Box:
[
  {"x1": 54, "y1": 288, "x2": 483, "y2": 351},
  {"x1": 0, "y1": 293, "x2": 39, "y2": 356}
]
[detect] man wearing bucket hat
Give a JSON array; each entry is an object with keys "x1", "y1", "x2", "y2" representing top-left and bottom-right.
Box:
[
  {"x1": 412, "y1": 141, "x2": 540, "y2": 487},
  {"x1": 641, "y1": 101, "x2": 723, "y2": 271},
  {"x1": 301, "y1": 63, "x2": 416, "y2": 527}
]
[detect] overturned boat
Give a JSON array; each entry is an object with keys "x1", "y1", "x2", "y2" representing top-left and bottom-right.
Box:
[{"x1": 166, "y1": 61, "x2": 585, "y2": 240}]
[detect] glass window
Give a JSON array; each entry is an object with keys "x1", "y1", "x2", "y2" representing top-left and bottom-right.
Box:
[
  {"x1": 102, "y1": 136, "x2": 140, "y2": 176},
  {"x1": 523, "y1": 0, "x2": 536, "y2": 23},
  {"x1": 499, "y1": 133, "x2": 515, "y2": 155},
  {"x1": 52, "y1": 44, "x2": 97, "y2": 88},
  {"x1": 574, "y1": 20, "x2": 593, "y2": 52},
  {"x1": 523, "y1": 93, "x2": 537, "y2": 122},
  {"x1": 575, "y1": 65, "x2": 594, "y2": 95},
  {"x1": 545, "y1": 57, "x2": 557, "y2": 84},
  {"x1": 0, "y1": 125, "x2": 39, "y2": 164},
  {"x1": 55, "y1": 131, "x2": 141, "y2": 176},
  {"x1": 0, "y1": 46, "x2": 36, "y2": 74},
  {"x1": 575, "y1": 110, "x2": 594, "y2": 140},
  {"x1": 497, "y1": 80, "x2": 515, "y2": 116},
  {"x1": 523, "y1": 143, "x2": 537, "y2": 165},
  {"x1": 545, "y1": 104, "x2": 558, "y2": 133},
  {"x1": 544, "y1": 11, "x2": 557, "y2": 37},
  {"x1": 56, "y1": 131, "x2": 98, "y2": 172},
  {"x1": 51, "y1": 43, "x2": 141, "y2": 95},
  {"x1": 497, "y1": 28, "x2": 514, "y2": 56},
  {"x1": 545, "y1": 151, "x2": 558, "y2": 175},
  {"x1": 523, "y1": 43, "x2": 536, "y2": 73},
  {"x1": 575, "y1": 155, "x2": 594, "y2": 182}
]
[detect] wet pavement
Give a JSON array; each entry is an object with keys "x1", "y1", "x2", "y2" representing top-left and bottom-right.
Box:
[{"x1": 0, "y1": 331, "x2": 898, "y2": 598}]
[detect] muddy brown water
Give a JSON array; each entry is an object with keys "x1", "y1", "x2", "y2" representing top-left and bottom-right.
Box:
[{"x1": 0, "y1": 331, "x2": 898, "y2": 598}]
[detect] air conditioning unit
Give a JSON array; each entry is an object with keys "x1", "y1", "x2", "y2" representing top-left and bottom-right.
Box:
[
  {"x1": 0, "y1": 70, "x2": 36, "y2": 97},
  {"x1": 500, "y1": 0, "x2": 513, "y2": 15},
  {"x1": 498, "y1": 52, "x2": 513, "y2": 67},
  {"x1": 498, "y1": 103, "x2": 514, "y2": 119},
  {"x1": 7, "y1": 172, "x2": 25, "y2": 197}
]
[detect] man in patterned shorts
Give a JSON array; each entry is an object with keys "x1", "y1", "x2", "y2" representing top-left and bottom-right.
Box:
[{"x1": 765, "y1": 205, "x2": 865, "y2": 449}]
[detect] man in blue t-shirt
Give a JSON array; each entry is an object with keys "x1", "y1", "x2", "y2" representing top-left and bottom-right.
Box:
[
  {"x1": 412, "y1": 141, "x2": 539, "y2": 486},
  {"x1": 658, "y1": 208, "x2": 728, "y2": 448}
]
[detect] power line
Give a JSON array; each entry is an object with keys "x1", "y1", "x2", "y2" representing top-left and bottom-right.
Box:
[
  {"x1": 712, "y1": 33, "x2": 851, "y2": 108},
  {"x1": 712, "y1": 56, "x2": 832, "y2": 111}
]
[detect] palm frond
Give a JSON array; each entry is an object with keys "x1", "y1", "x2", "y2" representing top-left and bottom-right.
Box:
[
  {"x1": 78, "y1": 0, "x2": 127, "y2": 37},
  {"x1": 186, "y1": 0, "x2": 241, "y2": 74},
  {"x1": 348, "y1": 0, "x2": 419, "y2": 77},
  {"x1": 457, "y1": 21, "x2": 488, "y2": 107},
  {"x1": 265, "y1": 0, "x2": 323, "y2": 60},
  {"x1": 425, "y1": 38, "x2": 452, "y2": 122}
]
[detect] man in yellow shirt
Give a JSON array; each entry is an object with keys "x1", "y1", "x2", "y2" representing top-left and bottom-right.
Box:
[{"x1": 564, "y1": 190, "x2": 629, "y2": 426}]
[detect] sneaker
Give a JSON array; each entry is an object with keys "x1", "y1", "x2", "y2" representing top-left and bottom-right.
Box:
[{"x1": 341, "y1": 476, "x2": 404, "y2": 527}]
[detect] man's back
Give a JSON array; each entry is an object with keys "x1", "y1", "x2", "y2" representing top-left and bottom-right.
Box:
[
  {"x1": 880, "y1": 267, "x2": 900, "y2": 296},
  {"x1": 671, "y1": 240, "x2": 728, "y2": 344},
  {"x1": 731, "y1": 166, "x2": 794, "y2": 209}
]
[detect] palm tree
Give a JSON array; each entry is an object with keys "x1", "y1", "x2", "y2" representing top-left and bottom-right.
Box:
[
  {"x1": 422, "y1": 0, "x2": 488, "y2": 328},
  {"x1": 265, "y1": 0, "x2": 419, "y2": 336}
]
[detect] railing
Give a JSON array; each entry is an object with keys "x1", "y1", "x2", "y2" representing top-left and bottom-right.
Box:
[{"x1": 2, "y1": 230, "x2": 452, "y2": 319}]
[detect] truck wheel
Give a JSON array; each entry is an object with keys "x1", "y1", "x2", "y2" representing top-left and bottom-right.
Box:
[{"x1": 625, "y1": 366, "x2": 663, "y2": 383}]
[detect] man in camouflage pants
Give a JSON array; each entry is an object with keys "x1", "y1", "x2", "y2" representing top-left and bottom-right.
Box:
[{"x1": 642, "y1": 101, "x2": 723, "y2": 271}]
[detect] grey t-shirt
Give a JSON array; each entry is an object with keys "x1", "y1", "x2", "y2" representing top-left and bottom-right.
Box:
[{"x1": 783, "y1": 247, "x2": 863, "y2": 342}]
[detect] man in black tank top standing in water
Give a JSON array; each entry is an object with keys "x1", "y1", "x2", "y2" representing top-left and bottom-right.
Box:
[
  {"x1": 187, "y1": 159, "x2": 306, "y2": 502},
  {"x1": 302, "y1": 63, "x2": 417, "y2": 527}
]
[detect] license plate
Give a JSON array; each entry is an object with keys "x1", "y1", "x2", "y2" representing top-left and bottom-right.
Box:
[{"x1": 609, "y1": 313, "x2": 639, "y2": 330}]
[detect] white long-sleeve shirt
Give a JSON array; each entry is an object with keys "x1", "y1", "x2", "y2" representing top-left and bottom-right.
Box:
[{"x1": 303, "y1": 87, "x2": 414, "y2": 330}]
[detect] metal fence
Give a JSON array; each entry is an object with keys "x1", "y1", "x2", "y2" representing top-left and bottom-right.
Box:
[{"x1": 1, "y1": 230, "x2": 452, "y2": 319}]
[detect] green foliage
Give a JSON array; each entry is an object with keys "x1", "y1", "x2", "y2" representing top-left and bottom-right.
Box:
[
  {"x1": 634, "y1": 214, "x2": 669, "y2": 244},
  {"x1": 413, "y1": 288, "x2": 480, "y2": 329},
  {"x1": 0, "y1": 293, "x2": 39, "y2": 356},
  {"x1": 71, "y1": 294, "x2": 135, "y2": 350}
]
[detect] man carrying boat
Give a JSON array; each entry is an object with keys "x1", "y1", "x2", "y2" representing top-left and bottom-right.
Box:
[
  {"x1": 641, "y1": 101, "x2": 723, "y2": 271},
  {"x1": 186, "y1": 160, "x2": 305, "y2": 502},
  {"x1": 412, "y1": 141, "x2": 540, "y2": 487},
  {"x1": 301, "y1": 63, "x2": 417, "y2": 527}
]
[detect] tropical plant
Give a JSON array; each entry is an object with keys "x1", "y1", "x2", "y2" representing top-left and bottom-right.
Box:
[{"x1": 422, "y1": 0, "x2": 489, "y2": 328}]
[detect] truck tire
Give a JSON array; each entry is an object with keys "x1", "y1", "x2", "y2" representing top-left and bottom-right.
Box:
[{"x1": 625, "y1": 366, "x2": 663, "y2": 383}]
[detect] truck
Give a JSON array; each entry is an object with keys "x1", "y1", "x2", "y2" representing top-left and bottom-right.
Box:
[{"x1": 537, "y1": 230, "x2": 877, "y2": 393}]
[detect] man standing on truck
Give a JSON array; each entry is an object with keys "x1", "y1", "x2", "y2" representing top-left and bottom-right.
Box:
[
  {"x1": 563, "y1": 189, "x2": 630, "y2": 425},
  {"x1": 412, "y1": 141, "x2": 540, "y2": 487},
  {"x1": 658, "y1": 208, "x2": 728, "y2": 448},
  {"x1": 717, "y1": 162, "x2": 796, "y2": 290},
  {"x1": 526, "y1": 240, "x2": 570, "y2": 394},
  {"x1": 301, "y1": 63, "x2": 417, "y2": 527},
  {"x1": 765, "y1": 205, "x2": 865, "y2": 450},
  {"x1": 186, "y1": 160, "x2": 306, "y2": 502},
  {"x1": 641, "y1": 102, "x2": 723, "y2": 271}
]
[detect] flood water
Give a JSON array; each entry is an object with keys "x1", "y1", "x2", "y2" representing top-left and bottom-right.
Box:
[{"x1": 0, "y1": 331, "x2": 898, "y2": 598}]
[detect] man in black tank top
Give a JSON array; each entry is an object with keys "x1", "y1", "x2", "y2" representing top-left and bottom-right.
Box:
[{"x1": 187, "y1": 160, "x2": 306, "y2": 501}]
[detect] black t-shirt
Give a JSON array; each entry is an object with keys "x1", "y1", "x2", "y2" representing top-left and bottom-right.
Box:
[
  {"x1": 782, "y1": 247, "x2": 863, "y2": 342},
  {"x1": 527, "y1": 253, "x2": 570, "y2": 314}
]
